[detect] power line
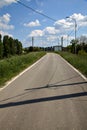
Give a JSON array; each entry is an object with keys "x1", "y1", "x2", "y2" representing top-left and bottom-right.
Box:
[
  {"x1": 67, "y1": 25, "x2": 83, "y2": 39},
  {"x1": 15, "y1": 0, "x2": 57, "y2": 22}
]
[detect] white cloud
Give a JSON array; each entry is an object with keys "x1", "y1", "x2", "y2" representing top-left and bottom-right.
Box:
[
  {"x1": 27, "y1": 13, "x2": 87, "y2": 46},
  {"x1": 82, "y1": 34, "x2": 87, "y2": 37},
  {"x1": 47, "y1": 35, "x2": 58, "y2": 42},
  {"x1": 29, "y1": 30, "x2": 44, "y2": 37},
  {"x1": 54, "y1": 13, "x2": 87, "y2": 32},
  {"x1": 1, "y1": 13, "x2": 10, "y2": 23},
  {"x1": 0, "y1": 30, "x2": 13, "y2": 37},
  {"x1": 54, "y1": 19, "x2": 73, "y2": 31},
  {"x1": 28, "y1": 26, "x2": 59, "y2": 37},
  {"x1": 24, "y1": 19, "x2": 41, "y2": 27},
  {"x1": 43, "y1": 27, "x2": 59, "y2": 35},
  {"x1": 70, "y1": 13, "x2": 85, "y2": 21},
  {"x1": 0, "y1": 13, "x2": 14, "y2": 30},
  {"x1": 0, "y1": 23, "x2": 14, "y2": 30},
  {"x1": 0, "y1": 0, "x2": 16, "y2": 8},
  {"x1": 69, "y1": 13, "x2": 87, "y2": 27}
]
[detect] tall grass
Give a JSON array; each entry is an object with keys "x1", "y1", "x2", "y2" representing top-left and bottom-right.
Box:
[
  {"x1": 0, "y1": 52, "x2": 46, "y2": 87},
  {"x1": 56, "y1": 51, "x2": 87, "y2": 77}
]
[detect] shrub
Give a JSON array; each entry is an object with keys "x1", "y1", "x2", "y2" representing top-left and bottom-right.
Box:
[{"x1": 78, "y1": 50, "x2": 87, "y2": 55}]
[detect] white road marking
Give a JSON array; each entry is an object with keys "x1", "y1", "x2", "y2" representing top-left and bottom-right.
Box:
[
  {"x1": 59, "y1": 55, "x2": 87, "y2": 81},
  {"x1": 0, "y1": 54, "x2": 46, "y2": 91},
  {"x1": 0, "y1": 53, "x2": 87, "y2": 92}
]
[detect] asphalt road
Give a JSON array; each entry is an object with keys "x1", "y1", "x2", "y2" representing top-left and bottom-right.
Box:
[{"x1": 0, "y1": 53, "x2": 87, "y2": 130}]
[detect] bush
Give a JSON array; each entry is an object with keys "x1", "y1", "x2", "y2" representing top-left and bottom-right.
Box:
[
  {"x1": 78, "y1": 50, "x2": 87, "y2": 55},
  {"x1": 0, "y1": 52, "x2": 46, "y2": 87},
  {"x1": 56, "y1": 51, "x2": 87, "y2": 77}
]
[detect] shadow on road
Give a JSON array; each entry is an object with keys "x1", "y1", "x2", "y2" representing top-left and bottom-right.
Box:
[
  {"x1": 25, "y1": 81, "x2": 87, "y2": 91},
  {"x1": 0, "y1": 91, "x2": 87, "y2": 109},
  {"x1": 0, "y1": 81, "x2": 87, "y2": 106}
]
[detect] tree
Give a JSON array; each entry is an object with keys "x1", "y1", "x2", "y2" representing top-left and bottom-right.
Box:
[
  {"x1": 0, "y1": 34, "x2": 1, "y2": 43},
  {"x1": 0, "y1": 34, "x2": 3, "y2": 59},
  {"x1": 0, "y1": 34, "x2": 23, "y2": 58},
  {"x1": 14, "y1": 39, "x2": 22, "y2": 55},
  {"x1": 3, "y1": 35, "x2": 10, "y2": 57},
  {"x1": 9, "y1": 37, "x2": 15, "y2": 55},
  {"x1": 70, "y1": 39, "x2": 78, "y2": 54}
]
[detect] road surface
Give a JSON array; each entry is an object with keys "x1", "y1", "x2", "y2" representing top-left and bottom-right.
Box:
[{"x1": 0, "y1": 53, "x2": 87, "y2": 130}]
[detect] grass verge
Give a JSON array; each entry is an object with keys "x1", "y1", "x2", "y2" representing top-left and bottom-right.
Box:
[
  {"x1": 0, "y1": 52, "x2": 46, "y2": 87},
  {"x1": 56, "y1": 51, "x2": 87, "y2": 77}
]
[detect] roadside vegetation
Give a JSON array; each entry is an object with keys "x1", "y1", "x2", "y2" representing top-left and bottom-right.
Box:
[
  {"x1": 56, "y1": 35, "x2": 87, "y2": 77},
  {"x1": 0, "y1": 34, "x2": 22, "y2": 59},
  {"x1": 56, "y1": 51, "x2": 87, "y2": 77},
  {"x1": 0, "y1": 51, "x2": 46, "y2": 87},
  {"x1": 0, "y1": 33, "x2": 46, "y2": 87}
]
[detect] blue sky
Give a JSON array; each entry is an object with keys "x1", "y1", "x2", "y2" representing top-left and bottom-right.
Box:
[{"x1": 0, "y1": 0, "x2": 87, "y2": 47}]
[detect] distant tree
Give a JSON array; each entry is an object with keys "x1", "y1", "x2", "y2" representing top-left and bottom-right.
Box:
[
  {"x1": 14, "y1": 39, "x2": 22, "y2": 55},
  {"x1": 29, "y1": 46, "x2": 33, "y2": 52},
  {"x1": 9, "y1": 37, "x2": 15, "y2": 55},
  {"x1": 0, "y1": 34, "x2": 1, "y2": 43},
  {"x1": 0, "y1": 34, "x2": 23, "y2": 58},
  {"x1": 3, "y1": 35, "x2": 10, "y2": 57},
  {"x1": 70, "y1": 39, "x2": 78, "y2": 54},
  {"x1": 0, "y1": 34, "x2": 3, "y2": 59},
  {"x1": 84, "y1": 44, "x2": 87, "y2": 52}
]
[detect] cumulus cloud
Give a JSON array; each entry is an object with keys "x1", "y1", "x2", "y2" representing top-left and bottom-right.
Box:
[
  {"x1": 47, "y1": 35, "x2": 58, "y2": 42},
  {"x1": 0, "y1": 13, "x2": 14, "y2": 30},
  {"x1": 54, "y1": 19, "x2": 73, "y2": 31},
  {"x1": 43, "y1": 27, "x2": 59, "y2": 35},
  {"x1": 28, "y1": 26, "x2": 59, "y2": 37},
  {"x1": 24, "y1": 19, "x2": 41, "y2": 27},
  {"x1": 0, "y1": 0, "x2": 16, "y2": 8},
  {"x1": 0, "y1": 30, "x2": 13, "y2": 37},
  {"x1": 29, "y1": 30, "x2": 44, "y2": 37},
  {"x1": 0, "y1": 13, "x2": 11, "y2": 24},
  {"x1": 27, "y1": 13, "x2": 87, "y2": 46},
  {"x1": 54, "y1": 13, "x2": 87, "y2": 32}
]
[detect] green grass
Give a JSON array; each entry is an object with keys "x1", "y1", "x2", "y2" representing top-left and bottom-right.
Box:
[
  {"x1": 56, "y1": 51, "x2": 87, "y2": 77},
  {"x1": 0, "y1": 52, "x2": 46, "y2": 87}
]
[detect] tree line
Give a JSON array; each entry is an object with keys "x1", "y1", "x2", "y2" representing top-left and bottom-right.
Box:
[
  {"x1": 0, "y1": 34, "x2": 22, "y2": 59},
  {"x1": 67, "y1": 36, "x2": 87, "y2": 54}
]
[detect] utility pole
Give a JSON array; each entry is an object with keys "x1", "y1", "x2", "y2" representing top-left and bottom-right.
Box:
[
  {"x1": 67, "y1": 35, "x2": 69, "y2": 46},
  {"x1": 66, "y1": 16, "x2": 77, "y2": 54},
  {"x1": 61, "y1": 36, "x2": 63, "y2": 51},
  {"x1": 32, "y1": 37, "x2": 34, "y2": 47},
  {"x1": 58, "y1": 37, "x2": 59, "y2": 46}
]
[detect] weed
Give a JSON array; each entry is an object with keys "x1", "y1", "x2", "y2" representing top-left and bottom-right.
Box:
[{"x1": 0, "y1": 52, "x2": 46, "y2": 87}]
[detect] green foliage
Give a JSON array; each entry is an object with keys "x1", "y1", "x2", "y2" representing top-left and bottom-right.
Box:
[
  {"x1": 67, "y1": 37, "x2": 87, "y2": 54},
  {"x1": 56, "y1": 51, "x2": 87, "y2": 77},
  {"x1": 0, "y1": 42, "x2": 3, "y2": 59},
  {"x1": 78, "y1": 50, "x2": 87, "y2": 55},
  {"x1": 0, "y1": 34, "x2": 22, "y2": 58},
  {"x1": 14, "y1": 39, "x2": 22, "y2": 55},
  {"x1": 0, "y1": 52, "x2": 46, "y2": 87},
  {"x1": 0, "y1": 34, "x2": 3, "y2": 58},
  {"x1": 24, "y1": 46, "x2": 42, "y2": 53},
  {"x1": 70, "y1": 39, "x2": 78, "y2": 54},
  {"x1": 3, "y1": 35, "x2": 10, "y2": 57}
]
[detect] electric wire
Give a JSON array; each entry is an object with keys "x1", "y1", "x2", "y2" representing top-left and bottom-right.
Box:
[
  {"x1": 15, "y1": 0, "x2": 57, "y2": 22},
  {"x1": 14, "y1": 0, "x2": 84, "y2": 46}
]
